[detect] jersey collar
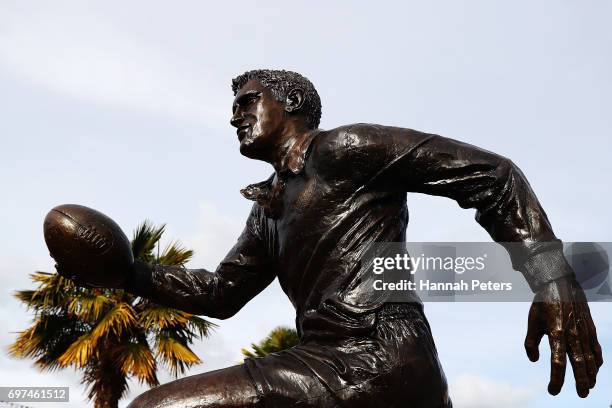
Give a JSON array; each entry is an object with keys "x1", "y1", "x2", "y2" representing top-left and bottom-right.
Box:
[{"x1": 240, "y1": 130, "x2": 320, "y2": 203}]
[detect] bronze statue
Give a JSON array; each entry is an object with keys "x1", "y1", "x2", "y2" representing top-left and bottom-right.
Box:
[{"x1": 54, "y1": 70, "x2": 602, "y2": 407}]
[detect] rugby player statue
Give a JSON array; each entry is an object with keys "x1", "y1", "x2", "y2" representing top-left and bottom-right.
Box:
[{"x1": 46, "y1": 70, "x2": 602, "y2": 407}]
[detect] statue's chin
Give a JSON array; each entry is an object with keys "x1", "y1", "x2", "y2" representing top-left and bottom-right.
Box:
[{"x1": 239, "y1": 138, "x2": 265, "y2": 161}]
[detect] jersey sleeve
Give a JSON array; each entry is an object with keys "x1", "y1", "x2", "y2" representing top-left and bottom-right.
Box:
[
  {"x1": 126, "y1": 204, "x2": 276, "y2": 318},
  {"x1": 335, "y1": 124, "x2": 572, "y2": 291}
]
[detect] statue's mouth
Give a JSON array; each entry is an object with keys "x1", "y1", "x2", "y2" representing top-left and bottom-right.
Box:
[{"x1": 237, "y1": 125, "x2": 250, "y2": 141}]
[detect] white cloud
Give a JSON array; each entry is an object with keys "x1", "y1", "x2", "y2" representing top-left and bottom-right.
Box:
[
  {"x1": 181, "y1": 201, "x2": 244, "y2": 270},
  {"x1": 450, "y1": 373, "x2": 536, "y2": 408},
  {"x1": 0, "y1": 2, "x2": 225, "y2": 124}
]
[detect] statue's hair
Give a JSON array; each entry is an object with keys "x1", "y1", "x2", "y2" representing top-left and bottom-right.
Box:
[{"x1": 232, "y1": 69, "x2": 322, "y2": 129}]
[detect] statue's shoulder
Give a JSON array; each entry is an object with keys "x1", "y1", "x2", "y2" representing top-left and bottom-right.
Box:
[
  {"x1": 312, "y1": 123, "x2": 388, "y2": 158},
  {"x1": 309, "y1": 124, "x2": 391, "y2": 177}
]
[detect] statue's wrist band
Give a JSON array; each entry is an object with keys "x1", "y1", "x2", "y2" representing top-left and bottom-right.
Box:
[{"x1": 519, "y1": 246, "x2": 575, "y2": 292}]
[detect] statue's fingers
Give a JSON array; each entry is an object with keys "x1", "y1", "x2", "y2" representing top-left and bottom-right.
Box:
[
  {"x1": 547, "y1": 331, "x2": 567, "y2": 396},
  {"x1": 593, "y1": 337, "x2": 603, "y2": 369},
  {"x1": 525, "y1": 305, "x2": 543, "y2": 362},
  {"x1": 525, "y1": 324, "x2": 543, "y2": 362},
  {"x1": 586, "y1": 314, "x2": 604, "y2": 368},
  {"x1": 568, "y1": 325, "x2": 590, "y2": 398},
  {"x1": 580, "y1": 308, "x2": 600, "y2": 388}
]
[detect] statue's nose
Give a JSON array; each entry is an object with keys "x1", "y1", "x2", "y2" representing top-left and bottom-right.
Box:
[{"x1": 230, "y1": 114, "x2": 242, "y2": 128}]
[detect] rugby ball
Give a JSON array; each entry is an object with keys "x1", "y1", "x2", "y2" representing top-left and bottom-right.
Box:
[{"x1": 43, "y1": 204, "x2": 133, "y2": 288}]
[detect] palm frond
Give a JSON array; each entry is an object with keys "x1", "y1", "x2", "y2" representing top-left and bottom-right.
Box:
[
  {"x1": 187, "y1": 315, "x2": 217, "y2": 339},
  {"x1": 91, "y1": 303, "x2": 137, "y2": 343},
  {"x1": 58, "y1": 333, "x2": 95, "y2": 368},
  {"x1": 131, "y1": 220, "x2": 165, "y2": 262},
  {"x1": 155, "y1": 333, "x2": 201, "y2": 377},
  {"x1": 14, "y1": 289, "x2": 39, "y2": 307},
  {"x1": 68, "y1": 293, "x2": 113, "y2": 322},
  {"x1": 158, "y1": 240, "x2": 194, "y2": 266},
  {"x1": 241, "y1": 326, "x2": 299, "y2": 358},
  {"x1": 138, "y1": 304, "x2": 191, "y2": 331},
  {"x1": 9, "y1": 314, "x2": 81, "y2": 364},
  {"x1": 241, "y1": 348, "x2": 257, "y2": 359},
  {"x1": 9, "y1": 325, "x2": 44, "y2": 359},
  {"x1": 17, "y1": 272, "x2": 75, "y2": 313},
  {"x1": 30, "y1": 271, "x2": 56, "y2": 285},
  {"x1": 115, "y1": 342, "x2": 159, "y2": 387}
]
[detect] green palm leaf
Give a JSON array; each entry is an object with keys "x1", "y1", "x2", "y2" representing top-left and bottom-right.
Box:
[
  {"x1": 187, "y1": 315, "x2": 216, "y2": 338},
  {"x1": 242, "y1": 326, "x2": 299, "y2": 358},
  {"x1": 158, "y1": 240, "x2": 194, "y2": 266},
  {"x1": 14, "y1": 289, "x2": 38, "y2": 306},
  {"x1": 131, "y1": 220, "x2": 165, "y2": 262}
]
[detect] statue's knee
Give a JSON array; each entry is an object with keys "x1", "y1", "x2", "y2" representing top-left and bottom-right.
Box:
[
  {"x1": 126, "y1": 366, "x2": 258, "y2": 408},
  {"x1": 126, "y1": 386, "x2": 167, "y2": 408},
  {"x1": 125, "y1": 392, "x2": 146, "y2": 408}
]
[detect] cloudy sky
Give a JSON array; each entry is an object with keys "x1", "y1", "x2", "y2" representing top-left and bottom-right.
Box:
[{"x1": 0, "y1": 1, "x2": 610, "y2": 407}]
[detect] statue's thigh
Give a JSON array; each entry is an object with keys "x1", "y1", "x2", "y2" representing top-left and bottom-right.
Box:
[{"x1": 127, "y1": 364, "x2": 262, "y2": 408}]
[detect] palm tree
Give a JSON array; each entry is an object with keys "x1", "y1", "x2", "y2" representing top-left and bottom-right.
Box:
[
  {"x1": 241, "y1": 327, "x2": 299, "y2": 358},
  {"x1": 10, "y1": 221, "x2": 216, "y2": 408}
]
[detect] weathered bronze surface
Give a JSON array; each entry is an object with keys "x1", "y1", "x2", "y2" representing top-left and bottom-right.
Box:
[{"x1": 55, "y1": 70, "x2": 602, "y2": 407}]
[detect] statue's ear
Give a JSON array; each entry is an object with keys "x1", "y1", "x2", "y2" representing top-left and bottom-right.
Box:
[{"x1": 285, "y1": 88, "x2": 305, "y2": 113}]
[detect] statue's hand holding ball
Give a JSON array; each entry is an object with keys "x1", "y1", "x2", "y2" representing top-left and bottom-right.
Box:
[{"x1": 43, "y1": 204, "x2": 134, "y2": 288}]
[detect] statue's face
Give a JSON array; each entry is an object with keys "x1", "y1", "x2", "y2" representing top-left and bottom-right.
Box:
[{"x1": 230, "y1": 79, "x2": 286, "y2": 159}]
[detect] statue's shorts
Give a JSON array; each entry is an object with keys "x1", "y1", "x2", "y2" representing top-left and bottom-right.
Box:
[
  {"x1": 128, "y1": 303, "x2": 452, "y2": 408},
  {"x1": 244, "y1": 303, "x2": 452, "y2": 408}
]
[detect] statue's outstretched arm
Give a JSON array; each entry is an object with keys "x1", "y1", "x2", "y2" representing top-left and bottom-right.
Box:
[{"x1": 124, "y1": 204, "x2": 275, "y2": 319}]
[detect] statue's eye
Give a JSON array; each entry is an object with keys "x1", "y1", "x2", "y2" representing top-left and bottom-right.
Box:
[
  {"x1": 235, "y1": 92, "x2": 261, "y2": 111},
  {"x1": 246, "y1": 94, "x2": 259, "y2": 105}
]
